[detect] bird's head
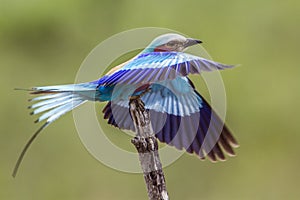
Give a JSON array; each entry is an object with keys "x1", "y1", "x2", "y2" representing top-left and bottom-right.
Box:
[{"x1": 144, "y1": 33, "x2": 202, "y2": 53}]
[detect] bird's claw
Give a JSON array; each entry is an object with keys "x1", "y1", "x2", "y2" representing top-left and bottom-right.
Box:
[{"x1": 130, "y1": 88, "x2": 151, "y2": 100}]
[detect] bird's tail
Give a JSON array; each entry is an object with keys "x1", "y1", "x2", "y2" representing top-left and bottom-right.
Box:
[{"x1": 13, "y1": 82, "x2": 98, "y2": 177}]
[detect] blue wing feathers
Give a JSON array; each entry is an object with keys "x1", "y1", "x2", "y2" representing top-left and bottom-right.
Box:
[
  {"x1": 99, "y1": 52, "x2": 234, "y2": 85},
  {"x1": 101, "y1": 78, "x2": 238, "y2": 161}
]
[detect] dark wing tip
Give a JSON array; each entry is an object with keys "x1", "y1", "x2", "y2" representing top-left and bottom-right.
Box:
[{"x1": 204, "y1": 125, "x2": 238, "y2": 162}]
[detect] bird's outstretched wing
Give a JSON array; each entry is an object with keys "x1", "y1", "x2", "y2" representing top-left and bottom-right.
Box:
[
  {"x1": 102, "y1": 78, "x2": 238, "y2": 161},
  {"x1": 97, "y1": 52, "x2": 234, "y2": 85}
]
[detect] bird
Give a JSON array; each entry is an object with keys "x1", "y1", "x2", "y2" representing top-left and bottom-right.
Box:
[{"x1": 13, "y1": 33, "x2": 238, "y2": 177}]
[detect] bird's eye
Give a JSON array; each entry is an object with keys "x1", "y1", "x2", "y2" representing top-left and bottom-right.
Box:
[{"x1": 166, "y1": 41, "x2": 176, "y2": 46}]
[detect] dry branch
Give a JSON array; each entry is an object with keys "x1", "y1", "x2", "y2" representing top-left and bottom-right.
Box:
[{"x1": 129, "y1": 98, "x2": 169, "y2": 200}]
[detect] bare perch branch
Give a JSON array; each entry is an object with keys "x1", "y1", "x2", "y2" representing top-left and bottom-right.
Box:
[{"x1": 129, "y1": 98, "x2": 169, "y2": 200}]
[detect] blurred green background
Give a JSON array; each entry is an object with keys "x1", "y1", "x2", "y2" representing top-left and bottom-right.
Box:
[{"x1": 1, "y1": 0, "x2": 300, "y2": 199}]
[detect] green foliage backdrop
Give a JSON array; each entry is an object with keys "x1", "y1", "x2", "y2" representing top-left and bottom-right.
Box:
[{"x1": 1, "y1": 0, "x2": 300, "y2": 199}]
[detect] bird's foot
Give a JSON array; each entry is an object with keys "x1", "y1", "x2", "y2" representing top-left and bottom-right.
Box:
[{"x1": 130, "y1": 88, "x2": 151, "y2": 100}]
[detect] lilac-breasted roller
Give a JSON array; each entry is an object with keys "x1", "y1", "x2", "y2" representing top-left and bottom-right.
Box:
[{"x1": 13, "y1": 33, "x2": 238, "y2": 177}]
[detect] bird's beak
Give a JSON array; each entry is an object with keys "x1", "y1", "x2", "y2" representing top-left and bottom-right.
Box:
[{"x1": 184, "y1": 38, "x2": 202, "y2": 48}]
